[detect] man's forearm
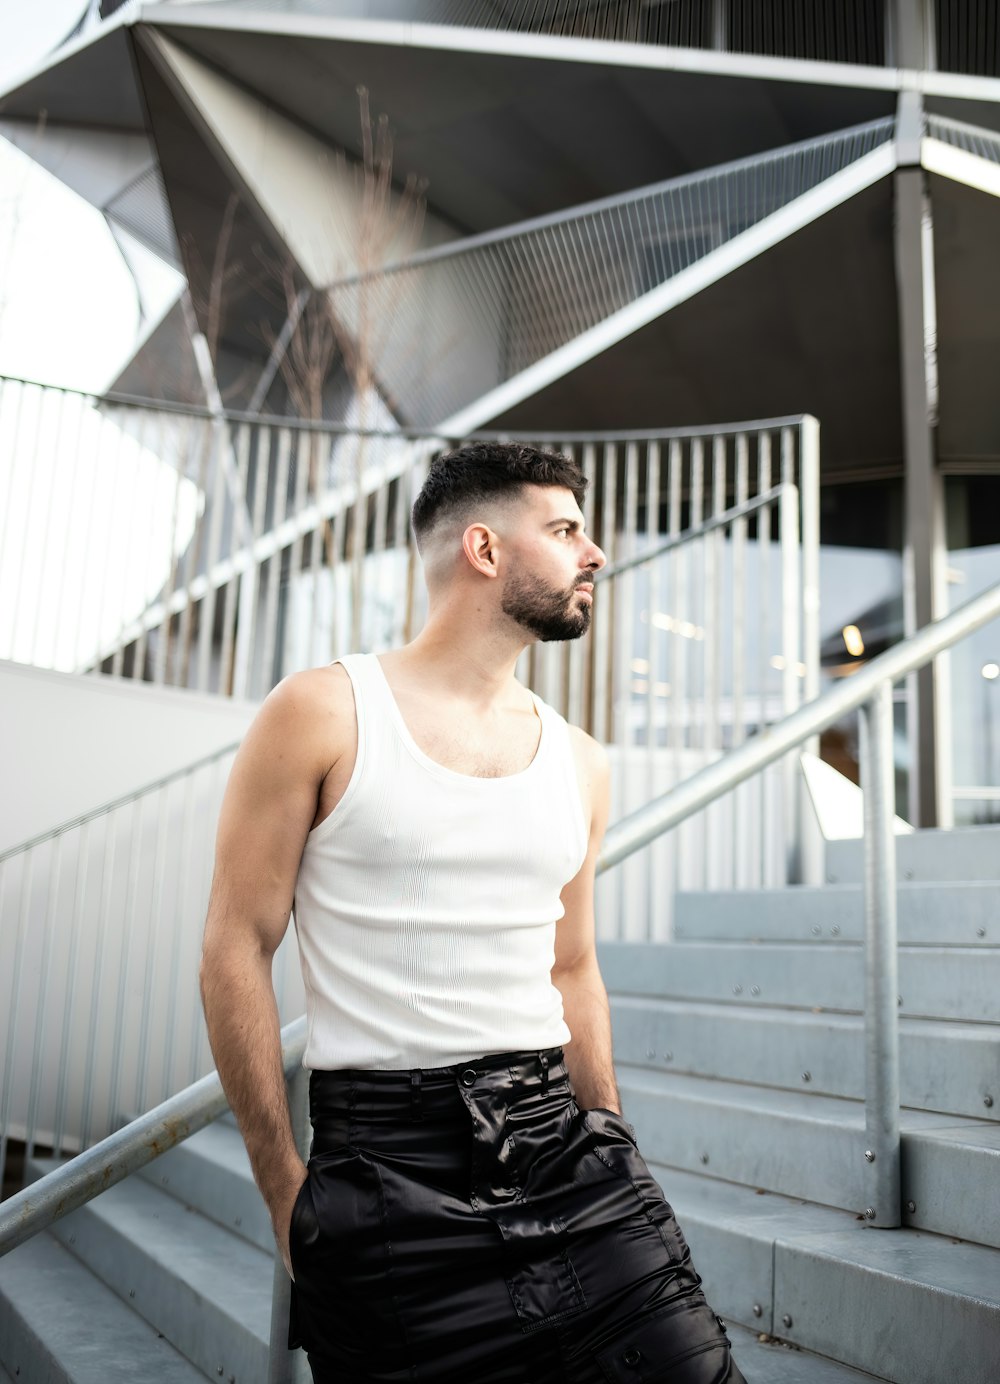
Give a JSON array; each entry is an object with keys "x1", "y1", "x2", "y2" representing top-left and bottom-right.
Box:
[
  {"x1": 553, "y1": 955, "x2": 621, "y2": 1112},
  {"x1": 200, "y1": 944, "x2": 304, "y2": 1208}
]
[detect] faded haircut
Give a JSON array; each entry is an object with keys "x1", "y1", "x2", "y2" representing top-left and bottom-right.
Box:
[{"x1": 411, "y1": 442, "x2": 587, "y2": 549}]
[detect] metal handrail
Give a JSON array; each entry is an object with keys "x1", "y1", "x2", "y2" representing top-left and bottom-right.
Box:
[
  {"x1": 3, "y1": 584, "x2": 997, "y2": 1374},
  {"x1": 599, "y1": 577, "x2": 1000, "y2": 1233},
  {"x1": 599, "y1": 579, "x2": 1000, "y2": 869},
  {"x1": 0, "y1": 1018, "x2": 305, "y2": 1257},
  {"x1": 598, "y1": 485, "x2": 790, "y2": 582},
  {"x1": 6, "y1": 580, "x2": 998, "y2": 1249}
]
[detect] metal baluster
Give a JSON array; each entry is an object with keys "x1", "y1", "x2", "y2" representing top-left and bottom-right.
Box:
[
  {"x1": 25, "y1": 836, "x2": 64, "y2": 1161},
  {"x1": 799, "y1": 416, "x2": 824, "y2": 886},
  {"x1": 52, "y1": 821, "x2": 90, "y2": 1157},
  {"x1": 262, "y1": 427, "x2": 292, "y2": 688},
  {"x1": 135, "y1": 786, "x2": 170, "y2": 1115},
  {"x1": 161, "y1": 772, "x2": 197, "y2": 1101},
  {"x1": 757, "y1": 432, "x2": 772, "y2": 886},
  {"x1": 196, "y1": 418, "x2": 230, "y2": 694},
  {"x1": 232, "y1": 423, "x2": 268, "y2": 699},
  {"x1": 107, "y1": 798, "x2": 145, "y2": 1138},
  {"x1": 579, "y1": 442, "x2": 598, "y2": 736},
  {"x1": 133, "y1": 407, "x2": 169, "y2": 684},
  {"x1": 780, "y1": 424, "x2": 801, "y2": 884},
  {"x1": 732, "y1": 433, "x2": 749, "y2": 887},
  {"x1": 7, "y1": 385, "x2": 45, "y2": 663},
  {"x1": 110, "y1": 403, "x2": 149, "y2": 679},
  {"x1": 177, "y1": 418, "x2": 214, "y2": 689},
  {"x1": 41, "y1": 390, "x2": 82, "y2": 669},
  {"x1": 80, "y1": 810, "x2": 117, "y2": 1151},
  {"x1": 645, "y1": 442, "x2": 664, "y2": 939},
  {"x1": 156, "y1": 417, "x2": 194, "y2": 688},
  {"x1": 859, "y1": 680, "x2": 902, "y2": 1228},
  {"x1": 0, "y1": 851, "x2": 34, "y2": 1187},
  {"x1": 282, "y1": 428, "x2": 312, "y2": 676},
  {"x1": 219, "y1": 423, "x2": 253, "y2": 696}
]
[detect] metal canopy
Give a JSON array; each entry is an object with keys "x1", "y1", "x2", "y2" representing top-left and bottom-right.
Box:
[
  {"x1": 485, "y1": 181, "x2": 903, "y2": 478},
  {"x1": 151, "y1": 18, "x2": 896, "y2": 232}
]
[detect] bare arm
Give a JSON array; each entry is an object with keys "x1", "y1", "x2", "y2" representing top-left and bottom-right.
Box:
[
  {"x1": 200, "y1": 668, "x2": 349, "y2": 1274},
  {"x1": 551, "y1": 732, "x2": 619, "y2": 1112}
]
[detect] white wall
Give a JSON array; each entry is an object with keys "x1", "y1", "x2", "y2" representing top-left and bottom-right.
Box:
[{"x1": 0, "y1": 659, "x2": 259, "y2": 854}]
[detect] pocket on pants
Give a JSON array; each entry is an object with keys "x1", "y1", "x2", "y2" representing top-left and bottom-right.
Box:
[
  {"x1": 593, "y1": 1301, "x2": 734, "y2": 1383},
  {"x1": 490, "y1": 1205, "x2": 589, "y2": 1334},
  {"x1": 581, "y1": 1108, "x2": 692, "y2": 1268}
]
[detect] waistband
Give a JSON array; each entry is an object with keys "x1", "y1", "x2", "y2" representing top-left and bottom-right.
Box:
[{"x1": 307, "y1": 1046, "x2": 568, "y2": 1147}]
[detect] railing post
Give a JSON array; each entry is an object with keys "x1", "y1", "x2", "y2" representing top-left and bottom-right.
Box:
[
  {"x1": 858, "y1": 679, "x2": 901, "y2": 1228},
  {"x1": 268, "y1": 1065, "x2": 312, "y2": 1384}
]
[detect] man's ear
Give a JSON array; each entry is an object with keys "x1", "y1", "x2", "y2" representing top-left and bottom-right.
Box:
[{"x1": 462, "y1": 522, "x2": 499, "y2": 578}]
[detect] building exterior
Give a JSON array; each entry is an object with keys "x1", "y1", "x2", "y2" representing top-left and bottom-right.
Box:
[{"x1": 1, "y1": 0, "x2": 999, "y2": 824}]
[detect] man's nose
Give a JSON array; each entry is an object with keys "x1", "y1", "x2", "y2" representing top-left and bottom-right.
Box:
[{"x1": 583, "y1": 540, "x2": 606, "y2": 572}]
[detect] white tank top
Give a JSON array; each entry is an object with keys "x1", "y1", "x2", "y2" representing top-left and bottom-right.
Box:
[{"x1": 292, "y1": 654, "x2": 588, "y2": 1070}]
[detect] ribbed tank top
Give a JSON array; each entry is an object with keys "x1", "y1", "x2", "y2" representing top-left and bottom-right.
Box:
[{"x1": 292, "y1": 654, "x2": 588, "y2": 1070}]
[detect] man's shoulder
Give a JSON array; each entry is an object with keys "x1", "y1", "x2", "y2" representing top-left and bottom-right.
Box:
[
  {"x1": 565, "y1": 721, "x2": 610, "y2": 777},
  {"x1": 250, "y1": 663, "x2": 357, "y2": 760}
]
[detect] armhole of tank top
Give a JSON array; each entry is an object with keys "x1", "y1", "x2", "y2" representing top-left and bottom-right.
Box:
[{"x1": 305, "y1": 655, "x2": 367, "y2": 843}]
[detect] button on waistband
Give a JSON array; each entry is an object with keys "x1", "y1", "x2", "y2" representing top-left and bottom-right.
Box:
[{"x1": 460, "y1": 1068, "x2": 478, "y2": 1087}]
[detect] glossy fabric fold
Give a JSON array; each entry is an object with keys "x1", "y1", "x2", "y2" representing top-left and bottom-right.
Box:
[{"x1": 289, "y1": 1048, "x2": 746, "y2": 1383}]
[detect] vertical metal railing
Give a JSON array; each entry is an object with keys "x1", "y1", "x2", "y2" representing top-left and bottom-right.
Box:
[{"x1": 0, "y1": 744, "x2": 305, "y2": 1196}]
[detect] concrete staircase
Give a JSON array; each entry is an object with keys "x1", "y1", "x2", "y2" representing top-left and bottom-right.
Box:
[
  {"x1": 604, "y1": 824, "x2": 1000, "y2": 1384},
  {"x1": 0, "y1": 1118, "x2": 882, "y2": 1384},
  {"x1": 1, "y1": 826, "x2": 998, "y2": 1382}
]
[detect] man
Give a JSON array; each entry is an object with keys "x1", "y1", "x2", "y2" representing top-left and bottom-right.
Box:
[{"x1": 200, "y1": 443, "x2": 745, "y2": 1383}]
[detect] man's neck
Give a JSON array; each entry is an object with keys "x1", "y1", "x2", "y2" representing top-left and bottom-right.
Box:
[{"x1": 389, "y1": 613, "x2": 530, "y2": 710}]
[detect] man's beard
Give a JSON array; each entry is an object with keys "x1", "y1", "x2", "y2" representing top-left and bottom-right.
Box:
[{"x1": 501, "y1": 572, "x2": 593, "y2": 642}]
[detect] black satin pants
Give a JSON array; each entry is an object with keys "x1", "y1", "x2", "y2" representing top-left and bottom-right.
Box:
[{"x1": 288, "y1": 1047, "x2": 746, "y2": 1383}]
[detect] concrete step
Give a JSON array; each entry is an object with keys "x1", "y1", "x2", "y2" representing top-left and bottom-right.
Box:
[
  {"x1": 611, "y1": 997, "x2": 1000, "y2": 1120},
  {"x1": 599, "y1": 939, "x2": 1000, "y2": 1021},
  {"x1": 0, "y1": 1232, "x2": 205, "y2": 1383},
  {"x1": 619, "y1": 1065, "x2": 1000, "y2": 1242},
  {"x1": 28, "y1": 1157, "x2": 272, "y2": 1384},
  {"x1": 674, "y1": 882, "x2": 1000, "y2": 946},
  {"x1": 136, "y1": 1118, "x2": 272, "y2": 1253},
  {"x1": 826, "y1": 825, "x2": 1000, "y2": 884},
  {"x1": 652, "y1": 1166, "x2": 1000, "y2": 1384},
  {"x1": 727, "y1": 1323, "x2": 889, "y2": 1382}
]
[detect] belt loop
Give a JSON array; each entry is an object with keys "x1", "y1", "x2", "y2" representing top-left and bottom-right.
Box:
[
  {"x1": 538, "y1": 1050, "x2": 550, "y2": 1094},
  {"x1": 410, "y1": 1069, "x2": 423, "y2": 1120}
]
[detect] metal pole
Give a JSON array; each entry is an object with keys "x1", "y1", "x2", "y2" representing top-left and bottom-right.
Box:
[
  {"x1": 268, "y1": 1065, "x2": 312, "y2": 1384},
  {"x1": 859, "y1": 680, "x2": 901, "y2": 1228}
]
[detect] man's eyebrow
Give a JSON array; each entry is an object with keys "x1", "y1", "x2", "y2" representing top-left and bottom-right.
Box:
[{"x1": 546, "y1": 517, "x2": 583, "y2": 533}]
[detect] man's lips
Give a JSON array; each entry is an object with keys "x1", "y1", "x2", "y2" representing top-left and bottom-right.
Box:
[{"x1": 575, "y1": 583, "x2": 594, "y2": 602}]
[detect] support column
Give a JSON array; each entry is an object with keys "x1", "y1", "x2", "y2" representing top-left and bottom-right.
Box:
[{"x1": 894, "y1": 93, "x2": 950, "y2": 827}]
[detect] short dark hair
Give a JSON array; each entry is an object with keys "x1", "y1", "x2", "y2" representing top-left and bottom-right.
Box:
[{"x1": 412, "y1": 441, "x2": 587, "y2": 546}]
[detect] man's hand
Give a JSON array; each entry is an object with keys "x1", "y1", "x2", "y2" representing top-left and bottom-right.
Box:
[{"x1": 268, "y1": 1158, "x2": 310, "y2": 1280}]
